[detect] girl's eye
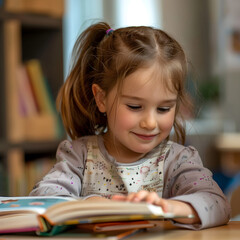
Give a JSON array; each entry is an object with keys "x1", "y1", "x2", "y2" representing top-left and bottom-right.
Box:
[
  {"x1": 157, "y1": 107, "x2": 170, "y2": 113},
  {"x1": 127, "y1": 105, "x2": 142, "y2": 110}
]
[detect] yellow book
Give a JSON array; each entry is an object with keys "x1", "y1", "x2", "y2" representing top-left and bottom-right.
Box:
[
  {"x1": 24, "y1": 114, "x2": 56, "y2": 140},
  {"x1": 25, "y1": 59, "x2": 54, "y2": 114},
  {"x1": 7, "y1": 149, "x2": 26, "y2": 196}
]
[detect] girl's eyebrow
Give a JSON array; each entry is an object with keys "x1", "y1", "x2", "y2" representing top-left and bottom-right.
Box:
[{"x1": 121, "y1": 95, "x2": 177, "y2": 104}]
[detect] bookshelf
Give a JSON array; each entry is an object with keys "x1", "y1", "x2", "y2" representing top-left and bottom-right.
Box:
[{"x1": 0, "y1": 1, "x2": 65, "y2": 196}]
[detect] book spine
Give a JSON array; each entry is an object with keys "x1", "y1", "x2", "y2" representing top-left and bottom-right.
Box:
[
  {"x1": 26, "y1": 158, "x2": 56, "y2": 194},
  {"x1": 25, "y1": 59, "x2": 53, "y2": 114},
  {"x1": 16, "y1": 64, "x2": 39, "y2": 116},
  {"x1": 7, "y1": 148, "x2": 26, "y2": 196},
  {"x1": 4, "y1": 20, "x2": 25, "y2": 142},
  {"x1": 24, "y1": 59, "x2": 62, "y2": 140}
]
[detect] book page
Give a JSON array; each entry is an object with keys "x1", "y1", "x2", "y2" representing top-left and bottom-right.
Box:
[{"x1": 0, "y1": 196, "x2": 74, "y2": 215}]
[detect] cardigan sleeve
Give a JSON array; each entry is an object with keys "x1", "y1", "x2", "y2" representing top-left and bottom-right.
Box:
[
  {"x1": 163, "y1": 143, "x2": 231, "y2": 229},
  {"x1": 29, "y1": 138, "x2": 87, "y2": 197}
]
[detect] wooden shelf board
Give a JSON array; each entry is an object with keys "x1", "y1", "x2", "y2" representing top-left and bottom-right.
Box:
[
  {"x1": 0, "y1": 11, "x2": 62, "y2": 28},
  {"x1": 10, "y1": 139, "x2": 64, "y2": 153}
]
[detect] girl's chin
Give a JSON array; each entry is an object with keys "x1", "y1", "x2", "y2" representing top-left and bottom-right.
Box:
[{"x1": 128, "y1": 146, "x2": 155, "y2": 155}]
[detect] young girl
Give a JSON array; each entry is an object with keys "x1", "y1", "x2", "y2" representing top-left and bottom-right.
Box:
[{"x1": 30, "y1": 22, "x2": 230, "y2": 229}]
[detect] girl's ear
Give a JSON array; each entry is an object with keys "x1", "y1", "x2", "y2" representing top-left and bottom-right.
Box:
[{"x1": 92, "y1": 84, "x2": 106, "y2": 113}]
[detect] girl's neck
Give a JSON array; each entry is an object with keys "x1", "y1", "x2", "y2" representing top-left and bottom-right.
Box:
[{"x1": 102, "y1": 134, "x2": 147, "y2": 163}]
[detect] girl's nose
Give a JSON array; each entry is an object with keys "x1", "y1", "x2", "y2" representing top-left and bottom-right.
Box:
[{"x1": 140, "y1": 113, "x2": 157, "y2": 130}]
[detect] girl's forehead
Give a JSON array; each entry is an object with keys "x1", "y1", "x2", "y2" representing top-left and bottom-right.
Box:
[{"x1": 121, "y1": 65, "x2": 176, "y2": 94}]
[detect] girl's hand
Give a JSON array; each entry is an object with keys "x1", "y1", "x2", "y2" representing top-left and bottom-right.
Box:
[
  {"x1": 85, "y1": 196, "x2": 111, "y2": 202},
  {"x1": 111, "y1": 190, "x2": 200, "y2": 224}
]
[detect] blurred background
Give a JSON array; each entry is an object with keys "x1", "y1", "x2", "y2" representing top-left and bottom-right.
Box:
[
  {"x1": 0, "y1": 0, "x2": 240, "y2": 218},
  {"x1": 63, "y1": 0, "x2": 240, "y2": 195}
]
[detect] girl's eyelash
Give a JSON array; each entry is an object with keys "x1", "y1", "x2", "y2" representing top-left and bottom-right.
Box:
[
  {"x1": 127, "y1": 105, "x2": 141, "y2": 110},
  {"x1": 157, "y1": 107, "x2": 170, "y2": 112},
  {"x1": 127, "y1": 105, "x2": 171, "y2": 112}
]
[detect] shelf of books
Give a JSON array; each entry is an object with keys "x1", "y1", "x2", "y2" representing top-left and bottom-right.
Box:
[
  {"x1": 7, "y1": 146, "x2": 57, "y2": 196},
  {"x1": 0, "y1": 1, "x2": 65, "y2": 196}
]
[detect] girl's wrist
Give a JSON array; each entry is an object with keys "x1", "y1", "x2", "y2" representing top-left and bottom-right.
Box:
[{"x1": 167, "y1": 200, "x2": 200, "y2": 224}]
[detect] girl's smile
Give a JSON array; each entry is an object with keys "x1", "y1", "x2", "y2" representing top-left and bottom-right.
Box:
[{"x1": 131, "y1": 132, "x2": 160, "y2": 141}]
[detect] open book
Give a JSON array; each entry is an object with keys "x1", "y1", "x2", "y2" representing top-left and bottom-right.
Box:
[{"x1": 0, "y1": 196, "x2": 194, "y2": 235}]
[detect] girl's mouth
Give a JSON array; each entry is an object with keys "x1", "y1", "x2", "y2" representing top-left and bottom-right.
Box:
[{"x1": 133, "y1": 133, "x2": 159, "y2": 141}]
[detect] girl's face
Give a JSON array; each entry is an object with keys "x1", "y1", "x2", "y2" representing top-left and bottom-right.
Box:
[{"x1": 93, "y1": 65, "x2": 177, "y2": 163}]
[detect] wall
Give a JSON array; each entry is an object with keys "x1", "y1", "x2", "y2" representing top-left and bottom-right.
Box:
[
  {"x1": 161, "y1": 0, "x2": 211, "y2": 81},
  {"x1": 63, "y1": 0, "x2": 228, "y2": 171}
]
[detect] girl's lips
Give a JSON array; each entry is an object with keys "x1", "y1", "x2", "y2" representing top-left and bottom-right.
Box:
[{"x1": 133, "y1": 132, "x2": 159, "y2": 140}]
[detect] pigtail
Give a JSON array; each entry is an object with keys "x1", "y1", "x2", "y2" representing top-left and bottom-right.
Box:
[{"x1": 57, "y1": 22, "x2": 111, "y2": 139}]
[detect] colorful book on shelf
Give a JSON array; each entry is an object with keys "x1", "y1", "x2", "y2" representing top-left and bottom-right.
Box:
[
  {"x1": 0, "y1": 196, "x2": 194, "y2": 236},
  {"x1": 25, "y1": 59, "x2": 64, "y2": 139},
  {"x1": 15, "y1": 61, "x2": 58, "y2": 140},
  {"x1": 16, "y1": 64, "x2": 39, "y2": 116},
  {"x1": 25, "y1": 59, "x2": 54, "y2": 114},
  {"x1": 42, "y1": 74, "x2": 65, "y2": 138},
  {"x1": 25, "y1": 157, "x2": 56, "y2": 194}
]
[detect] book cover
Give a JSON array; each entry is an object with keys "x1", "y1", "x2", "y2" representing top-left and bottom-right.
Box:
[
  {"x1": 0, "y1": 196, "x2": 73, "y2": 233},
  {"x1": 39, "y1": 225, "x2": 142, "y2": 239},
  {"x1": 7, "y1": 149, "x2": 26, "y2": 196},
  {"x1": 25, "y1": 59, "x2": 61, "y2": 139},
  {"x1": 0, "y1": 196, "x2": 71, "y2": 214},
  {"x1": 25, "y1": 157, "x2": 56, "y2": 193},
  {"x1": 25, "y1": 59, "x2": 53, "y2": 115},
  {"x1": 16, "y1": 64, "x2": 39, "y2": 116},
  {"x1": 42, "y1": 75, "x2": 65, "y2": 138},
  {"x1": 77, "y1": 220, "x2": 156, "y2": 232}
]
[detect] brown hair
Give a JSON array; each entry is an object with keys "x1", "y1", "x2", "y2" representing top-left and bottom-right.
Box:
[{"x1": 57, "y1": 22, "x2": 191, "y2": 144}]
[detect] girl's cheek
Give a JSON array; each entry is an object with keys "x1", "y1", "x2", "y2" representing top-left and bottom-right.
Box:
[
  {"x1": 117, "y1": 109, "x2": 136, "y2": 128},
  {"x1": 162, "y1": 114, "x2": 175, "y2": 131}
]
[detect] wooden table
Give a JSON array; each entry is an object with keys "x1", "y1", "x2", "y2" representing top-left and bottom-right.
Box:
[
  {"x1": 0, "y1": 221, "x2": 239, "y2": 240},
  {"x1": 128, "y1": 220, "x2": 240, "y2": 240}
]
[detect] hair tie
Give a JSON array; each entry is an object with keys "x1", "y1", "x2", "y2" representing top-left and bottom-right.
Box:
[{"x1": 106, "y1": 28, "x2": 114, "y2": 36}]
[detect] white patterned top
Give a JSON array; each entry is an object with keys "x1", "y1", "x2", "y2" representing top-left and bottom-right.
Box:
[{"x1": 81, "y1": 136, "x2": 171, "y2": 198}]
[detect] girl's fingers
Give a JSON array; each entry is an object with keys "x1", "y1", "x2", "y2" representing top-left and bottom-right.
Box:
[
  {"x1": 111, "y1": 191, "x2": 171, "y2": 212},
  {"x1": 111, "y1": 195, "x2": 127, "y2": 201},
  {"x1": 128, "y1": 191, "x2": 170, "y2": 213},
  {"x1": 145, "y1": 192, "x2": 160, "y2": 204},
  {"x1": 126, "y1": 190, "x2": 149, "y2": 202},
  {"x1": 154, "y1": 198, "x2": 174, "y2": 213},
  {"x1": 125, "y1": 192, "x2": 139, "y2": 201},
  {"x1": 112, "y1": 191, "x2": 150, "y2": 202}
]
